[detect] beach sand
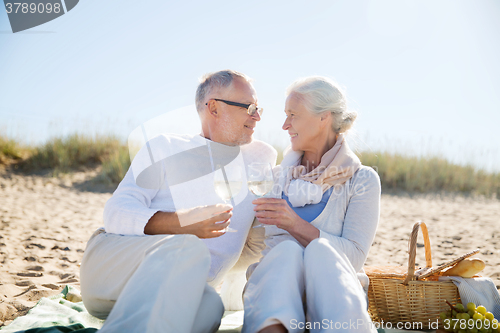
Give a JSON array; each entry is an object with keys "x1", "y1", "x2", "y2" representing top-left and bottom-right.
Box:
[{"x1": 1, "y1": 169, "x2": 499, "y2": 327}]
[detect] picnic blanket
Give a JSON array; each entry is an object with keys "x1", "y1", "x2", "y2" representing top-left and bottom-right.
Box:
[
  {"x1": 0, "y1": 286, "x2": 103, "y2": 333},
  {"x1": 439, "y1": 276, "x2": 500, "y2": 319}
]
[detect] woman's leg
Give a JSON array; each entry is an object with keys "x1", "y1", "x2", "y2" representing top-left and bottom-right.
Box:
[
  {"x1": 243, "y1": 240, "x2": 306, "y2": 333},
  {"x1": 303, "y1": 238, "x2": 376, "y2": 333}
]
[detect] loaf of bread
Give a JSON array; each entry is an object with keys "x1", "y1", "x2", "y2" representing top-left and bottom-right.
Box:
[{"x1": 442, "y1": 258, "x2": 485, "y2": 278}]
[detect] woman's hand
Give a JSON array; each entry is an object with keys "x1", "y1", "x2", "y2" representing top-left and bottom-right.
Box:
[
  {"x1": 252, "y1": 198, "x2": 304, "y2": 232},
  {"x1": 252, "y1": 198, "x2": 320, "y2": 246}
]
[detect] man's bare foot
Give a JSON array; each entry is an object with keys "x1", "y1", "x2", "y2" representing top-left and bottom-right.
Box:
[{"x1": 259, "y1": 323, "x2": 287, "y2": 333}]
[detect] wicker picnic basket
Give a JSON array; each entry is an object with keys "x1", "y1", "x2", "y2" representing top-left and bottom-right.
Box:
[{"x1": 365, "y1": 221, "x2": 479, "y2": 329}]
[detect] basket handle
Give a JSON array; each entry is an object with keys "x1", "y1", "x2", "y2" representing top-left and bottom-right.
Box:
[{"x1": 403, "y1": 221, "x2": 432, "y2": 285}]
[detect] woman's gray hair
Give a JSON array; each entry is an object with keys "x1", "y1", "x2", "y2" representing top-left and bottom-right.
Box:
[
  {"x1": 195, "y1": 70, "x2": 252, "y2": 113},
  {"x1": 286, "y1": 76, "x2": 357, "y2": 133}
]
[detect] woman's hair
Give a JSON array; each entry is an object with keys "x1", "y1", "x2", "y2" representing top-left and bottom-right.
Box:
[{"x1": 286, "y1": 76, "x2": 357, "y2": 133}]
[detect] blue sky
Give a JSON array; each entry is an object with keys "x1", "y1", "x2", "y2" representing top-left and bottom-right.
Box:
[{"x1": 1, "y1": 0, "x2": 499, "y2": 170}]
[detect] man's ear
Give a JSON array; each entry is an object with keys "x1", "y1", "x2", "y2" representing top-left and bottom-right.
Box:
[{"x1": 206, "y1": 100, "x2": 218, "y2": 116}]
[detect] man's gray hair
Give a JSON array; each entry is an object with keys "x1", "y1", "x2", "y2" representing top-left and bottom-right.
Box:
[
  {"x1": 286, "y1": 76, "x2": 357, "y2": 134},
  {"x1": 195, "y1": 70, "x2": 252, "y2": 113}
]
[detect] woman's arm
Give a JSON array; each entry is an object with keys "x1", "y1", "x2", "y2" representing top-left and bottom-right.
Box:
[
  {"x1": 315, "y1": 167, "x2": 381, "y2": 272},
  {"x1": 253, "y1": 167, "x2": 381, "y2": 271},
  {"x1": 288, "y1": 220, "x2": 320, "y2": 246}
]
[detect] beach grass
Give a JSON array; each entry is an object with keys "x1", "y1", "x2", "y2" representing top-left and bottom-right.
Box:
[
  {"x1": 1, "y1": 134, "x2": 131, "y2": 185},
  {"x1": 1, "y1": 134, "x2": 499, "y2": 197},
  {"x1": 0, "y1": 135, "x2": 27, "y2": 163},
  {"x1": 95, "y1": 145, "x2": 131, "y2": 185},
  {"x1": 358, "y1": 151, "x2": 500, "y2": 197},
  {"x1": 18, "y1": 134, "x2": 125, "y2": 172}
]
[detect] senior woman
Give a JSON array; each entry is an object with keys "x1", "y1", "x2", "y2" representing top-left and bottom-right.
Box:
[{"x1": 242, "y1": 76, "x2": 380, "y2": 333}]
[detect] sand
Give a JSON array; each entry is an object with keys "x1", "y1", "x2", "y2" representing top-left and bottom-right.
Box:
[
  {"x1": 0, "y1": 168, "x2": 109, "y2": 326},
  {"x1": 0, "y1": 168, "x2": 499, "y2": 327}
]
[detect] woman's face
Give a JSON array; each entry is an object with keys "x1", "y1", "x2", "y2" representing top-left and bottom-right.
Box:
[{"x1": 282, "y1": 93, "x2": 328, "y2": 152}]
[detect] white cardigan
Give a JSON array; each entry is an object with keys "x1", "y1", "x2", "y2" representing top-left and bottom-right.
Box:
[{"x1": 262, "y1": 164, "x2": 381, "y2": 274}]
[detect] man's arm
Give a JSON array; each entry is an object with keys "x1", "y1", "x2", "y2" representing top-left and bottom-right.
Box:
[
  {"x1": 104, "y1": 134, "x2": 233, "y2": 237},
  {"x1": 103, "y1": 165, "x2": 163, "y2": 235},
  {"x1": 144, "y1": 206, "x2": 233, "y2": 238},
  {"x1": 144, "y1": 211, "x2": 181, "y2": 235}
]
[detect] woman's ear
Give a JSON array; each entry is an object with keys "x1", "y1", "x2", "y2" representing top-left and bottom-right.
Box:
[
  {"x1": 319, "y1": 112, "x2": 332, "y2": 130},
  {"x1": 320, "y1": 112, "x2": 331, "y2": 122}
]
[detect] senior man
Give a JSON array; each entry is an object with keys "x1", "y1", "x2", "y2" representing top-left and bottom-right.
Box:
[{"x1": 80, "y1": 70, "x2": 277, "y2": 333}]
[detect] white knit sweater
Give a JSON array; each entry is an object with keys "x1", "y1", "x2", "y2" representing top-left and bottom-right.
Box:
[{"x1": 102, "y1": 133, "x2": 277, "y2": 287}]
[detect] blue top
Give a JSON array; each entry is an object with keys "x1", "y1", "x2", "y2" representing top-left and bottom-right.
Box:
[{"x1": 282, "y1": 187, "x2": 334, "y2": 223}]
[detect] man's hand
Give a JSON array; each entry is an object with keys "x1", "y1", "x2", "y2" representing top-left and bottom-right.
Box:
[
  {"x1": 144, "y1": 204, "x2": 233, "y2": 238},
  {"x1": 178, "y1": 204, "x2": 233, "y2": 238}
]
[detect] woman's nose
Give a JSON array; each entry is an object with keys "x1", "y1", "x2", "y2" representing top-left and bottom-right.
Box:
[{"x1": 282, "y1": 118, "x2": 290, "y2": 130}]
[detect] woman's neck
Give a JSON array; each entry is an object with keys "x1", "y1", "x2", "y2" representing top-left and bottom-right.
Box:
[{"x1": 301, "y1": 133, "x2": 338, "y2": 172}]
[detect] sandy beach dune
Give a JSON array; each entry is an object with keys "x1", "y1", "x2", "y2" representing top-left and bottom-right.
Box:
[
  {"x1": 366, "y1": 193, "x2": 500, "y2": 280},
  {"x1": 1, "y1": 169, "x2": 499, "y2": 327},
  {"x1": 0, "y1": 169, "x2": 108, "y2": 325}
]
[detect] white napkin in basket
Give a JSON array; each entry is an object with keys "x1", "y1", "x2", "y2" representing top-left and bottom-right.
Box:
[{"x1": 439, "y1": 276, "x2": 500, "y2": 319}]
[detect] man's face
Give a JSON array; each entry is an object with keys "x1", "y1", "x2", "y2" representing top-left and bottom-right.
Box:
[{"x1": 211, "y1": 77, "x2": 260, "y2": 146}]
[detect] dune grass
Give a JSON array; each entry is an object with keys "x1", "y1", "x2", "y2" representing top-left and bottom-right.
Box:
[
  {"x1": 95, "y1": 145, "x2": 131, "y2": 185},
  {"x1": 1, "y1": 134, "x2": 499, "y2": 197},
  {"x1": 0, "y1": 135, "x2": 26, "y2": 163},
  {"x1": 358, "y1": 151, "x2": 500, "y2": 197},
  {"x1": 19, "y1": 134, "x2": 125, "y2": 171},
  {"x1": 3, "y1": 134, "x2": 131, "y2": 185}
]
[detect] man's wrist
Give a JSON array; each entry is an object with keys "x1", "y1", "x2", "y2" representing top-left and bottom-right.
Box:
[{"x1": 144, "y1": 211, "x2": 181, "y2": 235}]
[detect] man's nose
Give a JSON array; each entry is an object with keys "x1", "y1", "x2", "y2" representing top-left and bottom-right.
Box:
[{"x1": 251, "y1": 111, "x2": 261, "y2": 122}]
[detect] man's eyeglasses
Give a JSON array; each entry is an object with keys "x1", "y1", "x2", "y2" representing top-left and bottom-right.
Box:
[{"x1": 206, "y1": 99, "x2": 263, "y2": 117}]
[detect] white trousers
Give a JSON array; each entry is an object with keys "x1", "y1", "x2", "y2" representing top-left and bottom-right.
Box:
[
  {"x1": 242, "y1": 239, "x2": 376, "y2": 333},
  {"x1": 80, "y1": 230, "x2": 224, "y2": 333}
]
